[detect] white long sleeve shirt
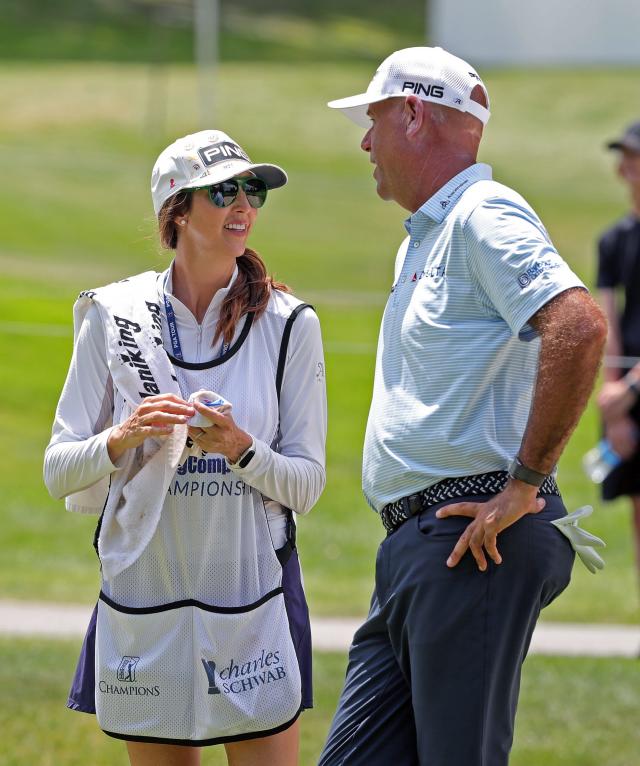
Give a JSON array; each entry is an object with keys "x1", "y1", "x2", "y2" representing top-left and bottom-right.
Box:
[{"x1": 44, "y1": 265, "x2": 327, "y2": 548}]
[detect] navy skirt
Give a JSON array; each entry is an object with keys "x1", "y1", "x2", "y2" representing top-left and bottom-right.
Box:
[{"x1": 68, "y1": 547, "x2": 313, "y2": 714}]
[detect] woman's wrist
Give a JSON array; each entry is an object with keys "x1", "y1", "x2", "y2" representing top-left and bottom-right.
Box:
[
  {"x1": 227, "y1": 434, "x2": 254, "y2": 466},
  {"x1": 107, "y1": 425, "x2": 128, "y2": 464}
]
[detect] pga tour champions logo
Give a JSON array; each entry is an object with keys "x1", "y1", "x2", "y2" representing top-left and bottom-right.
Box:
[
  {"x1": 117, "y1": 656, "x2": 140, "y2": 682},
  {"x1": 98, "y1": 655, "x2": 160, "y2": 697},
  {"x1": 202, "y1": 649, "x2": 287, "y2": 696}
]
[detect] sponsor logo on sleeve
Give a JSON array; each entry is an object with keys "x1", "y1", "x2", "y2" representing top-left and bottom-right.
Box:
[{"x1": 517, "y1": 259, "x2": 560, "y2": 289}]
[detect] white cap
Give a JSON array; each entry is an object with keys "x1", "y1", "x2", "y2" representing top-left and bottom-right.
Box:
[
  {"x1": 151, "y1": 129, "x2": 288, "y2": 215},
  {"x1": 328, "y1": 46, "x2": 490, "y2": 128}
]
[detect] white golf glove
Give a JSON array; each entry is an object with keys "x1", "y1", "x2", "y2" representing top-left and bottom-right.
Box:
[{"x1": 550, "y1": 505, "x2": 605, "y2": 574}]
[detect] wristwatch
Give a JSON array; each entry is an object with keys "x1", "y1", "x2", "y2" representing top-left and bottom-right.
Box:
[
  {"x1": 230, "y1": 440, "x2": 255, "y2": 469},
  {"x1": 508, "y1": 457, "x2": 547, "y2": 488}
]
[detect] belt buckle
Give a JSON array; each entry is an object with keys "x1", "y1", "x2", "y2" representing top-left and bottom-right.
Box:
[{"x1": 402, "y1": 492, "x2": 423, "y2": 519}]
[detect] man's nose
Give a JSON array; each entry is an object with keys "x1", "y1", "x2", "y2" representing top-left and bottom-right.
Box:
[{"x1": 361, "y1": 129, "x2": 372, "y2": 153}]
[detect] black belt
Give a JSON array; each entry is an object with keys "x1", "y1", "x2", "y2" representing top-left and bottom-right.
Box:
[{"x1": 379, "y1": 471, "x2": 560, "y2": 535}]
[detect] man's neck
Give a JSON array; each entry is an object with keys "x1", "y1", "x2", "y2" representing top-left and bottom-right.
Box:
[{"x1": 406, "y1": 155, "x2": 476, "y2": 213}]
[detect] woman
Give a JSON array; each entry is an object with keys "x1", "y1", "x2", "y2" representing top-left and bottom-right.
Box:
[{"x1": 44, "y1": 129, "x2": 327, "y2": 766}]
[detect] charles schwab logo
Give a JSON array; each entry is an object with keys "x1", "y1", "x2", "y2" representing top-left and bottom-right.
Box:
[
  {"x1": 99, "y1": 655, "x2": 160, "y2": 697},
  {"x1": 517, "y1": 259, "x2": 560, "y2": 289},
  {"x1": 202, "y1": 649, "x2": 287, "y2": 695}
]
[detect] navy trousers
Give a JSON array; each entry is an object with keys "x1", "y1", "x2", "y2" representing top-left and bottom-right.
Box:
[{"x1": 319, "y1": 494, "x2": 574, "y2": 766}]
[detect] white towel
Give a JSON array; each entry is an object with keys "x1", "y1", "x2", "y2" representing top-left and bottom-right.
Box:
[{"x1": 68, "y1": 272, "x2": 191, "y2": 581}]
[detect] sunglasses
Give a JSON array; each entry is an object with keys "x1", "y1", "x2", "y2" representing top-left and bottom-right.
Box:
[{"x1": 192, "y1": 177, "x2": 268, "y2": 209}]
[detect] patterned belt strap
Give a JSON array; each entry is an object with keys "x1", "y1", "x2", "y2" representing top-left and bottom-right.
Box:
[{"x1": 379, "y1": 471, "x2": 560, "y2": 535}]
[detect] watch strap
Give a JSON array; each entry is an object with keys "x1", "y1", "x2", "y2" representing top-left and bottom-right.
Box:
[
  {"x1": 508, "y1": 457, "x2": 547, "y2": 488},
  {"x1": 230, "y1": 439, "x2": 256, "y2": 469}
]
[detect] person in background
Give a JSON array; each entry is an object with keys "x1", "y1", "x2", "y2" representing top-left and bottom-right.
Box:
[
  {"x1": 44, "y1": 129, "x2": 327, "y2": 766},
  {"x1": 320, "y1": 46, "x2": 607, "y2": 766},
  {"x1": 596, "y1": 120, "x2": 640, "y2": 590}
]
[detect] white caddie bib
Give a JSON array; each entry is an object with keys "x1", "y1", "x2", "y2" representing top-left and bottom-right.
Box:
[{"x1": 85, "y1": 273, "x2": 311, "y2": 744}]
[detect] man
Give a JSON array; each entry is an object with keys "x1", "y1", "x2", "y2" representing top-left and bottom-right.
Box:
[
  {"x1": 320, "y1": 47, "x2": 607, "y2": 766},
  {"x1": 595, "y1": 121, "x2": 640, "y2": 590}
]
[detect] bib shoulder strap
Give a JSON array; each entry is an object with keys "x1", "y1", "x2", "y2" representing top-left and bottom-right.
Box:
[
  {"x1": 275, "y1": 303, "x2": 314, "y2": 404},
  {"x1": 274, "y1": 302, "x2": 315, "y2": 555}
]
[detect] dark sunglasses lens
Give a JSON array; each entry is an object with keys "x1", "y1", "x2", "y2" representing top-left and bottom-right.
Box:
[
  {"x1": 243, "y1": 179, "x2": 267, "y2": 208},
  {"x1": 208, "y1": 181, "x2": 238, "y2": 207},
  {"x1": 207, "y1": 178, "x2": 267, "y2": 208}
]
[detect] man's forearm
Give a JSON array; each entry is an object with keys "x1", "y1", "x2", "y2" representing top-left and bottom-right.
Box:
[{"x1": 519, "y1": 288, "x2": 607, "y2": 474}]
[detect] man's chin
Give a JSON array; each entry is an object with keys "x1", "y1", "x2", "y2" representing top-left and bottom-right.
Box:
[{"x1": 374, "y1": 177, "x2": 390, "y2": 200}]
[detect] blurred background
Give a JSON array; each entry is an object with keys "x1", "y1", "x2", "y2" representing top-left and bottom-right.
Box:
[{"x1": 1, "y1": 1, "x2": 639, "y2": 764}]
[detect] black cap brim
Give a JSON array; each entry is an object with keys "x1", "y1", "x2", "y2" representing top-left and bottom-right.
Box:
[{"x1": 607, "y1": 139, "x2": 640, "y2": 153}]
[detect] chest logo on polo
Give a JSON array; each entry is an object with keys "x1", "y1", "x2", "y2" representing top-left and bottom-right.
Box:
[{"x1": 410, "y1": 266, "x2": 447, "y2": 283}]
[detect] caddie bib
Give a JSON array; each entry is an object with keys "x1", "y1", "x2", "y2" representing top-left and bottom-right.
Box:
[{"x1": 93, "y1": 281, "x2": 312, "y2": 744}]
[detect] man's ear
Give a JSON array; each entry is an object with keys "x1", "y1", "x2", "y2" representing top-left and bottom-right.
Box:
[{"x1": 403, "y1": 95, "x2": 425, "y2": 137}]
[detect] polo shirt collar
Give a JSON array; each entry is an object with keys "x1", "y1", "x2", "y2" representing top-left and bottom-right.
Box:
[{"x1": 404, "y1": 163, "x2": 493, "y2": 234}]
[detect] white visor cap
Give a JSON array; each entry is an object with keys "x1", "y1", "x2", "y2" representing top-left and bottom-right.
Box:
[
  {"x1": 151, "y1": 129, "x2": 287, "y2": 215},
  {"x1": 328, "y1": 46, "x2": 490, "y2": 128}
]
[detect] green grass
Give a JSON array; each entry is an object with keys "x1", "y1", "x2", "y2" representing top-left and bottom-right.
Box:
[
  {"x1": 1, "y1": 638, "x2": 639, "y2": 766},
  {"x1": 0, "y1": 1, "x2": 425, "y2": 64},
  {"x1": 1, "y1": 61, "x2": 640, "y2": 621}
]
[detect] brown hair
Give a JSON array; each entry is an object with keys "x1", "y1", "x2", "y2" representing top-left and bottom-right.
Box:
[{"x1": 157, "y1": 193, "x2": 290, "y2": 347}]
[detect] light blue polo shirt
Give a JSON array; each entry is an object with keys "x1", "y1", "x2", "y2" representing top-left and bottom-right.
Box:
[{"x1": 362, "y1": 163, "x2": 585, "y2": 512}]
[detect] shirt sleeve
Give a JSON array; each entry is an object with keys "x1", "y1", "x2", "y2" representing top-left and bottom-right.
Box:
[
  {"x1": 43, "y1": 302, "x2": 119, "y2": 501},
  {"x1": 229, "y1": 307, "x2": 327, "y2": 515},
  {"x1": 464, "y1": 196, "x2": 586, "y2": 336},
  {"x1": 596, "y1": 226, "x2": 621, "y2": 289}
]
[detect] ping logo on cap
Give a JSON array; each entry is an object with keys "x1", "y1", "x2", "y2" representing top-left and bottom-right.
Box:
[
  {"x1": 198, "y1": 142, "x2": 250, "y2": 167},
  {"x1": 401, "y1": 82, "x2": 444, "y2": 99}
]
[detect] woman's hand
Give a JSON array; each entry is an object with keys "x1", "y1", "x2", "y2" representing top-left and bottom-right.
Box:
[
  {"x1": 107, "y1": 394, "x2": 195, "y2": 463},
  {"x1": 188, "y1": 401, "x2": 252, "y2": 463}
]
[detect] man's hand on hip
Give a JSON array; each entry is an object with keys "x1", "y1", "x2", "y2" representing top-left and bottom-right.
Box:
[{"x1": 435, "y1": 480, "x2": 545, "y2": 571}]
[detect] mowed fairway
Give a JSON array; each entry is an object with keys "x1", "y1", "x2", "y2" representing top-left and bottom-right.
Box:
[{"x1": 1, "y1": 62, "x2": 640, "y2": 623}]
